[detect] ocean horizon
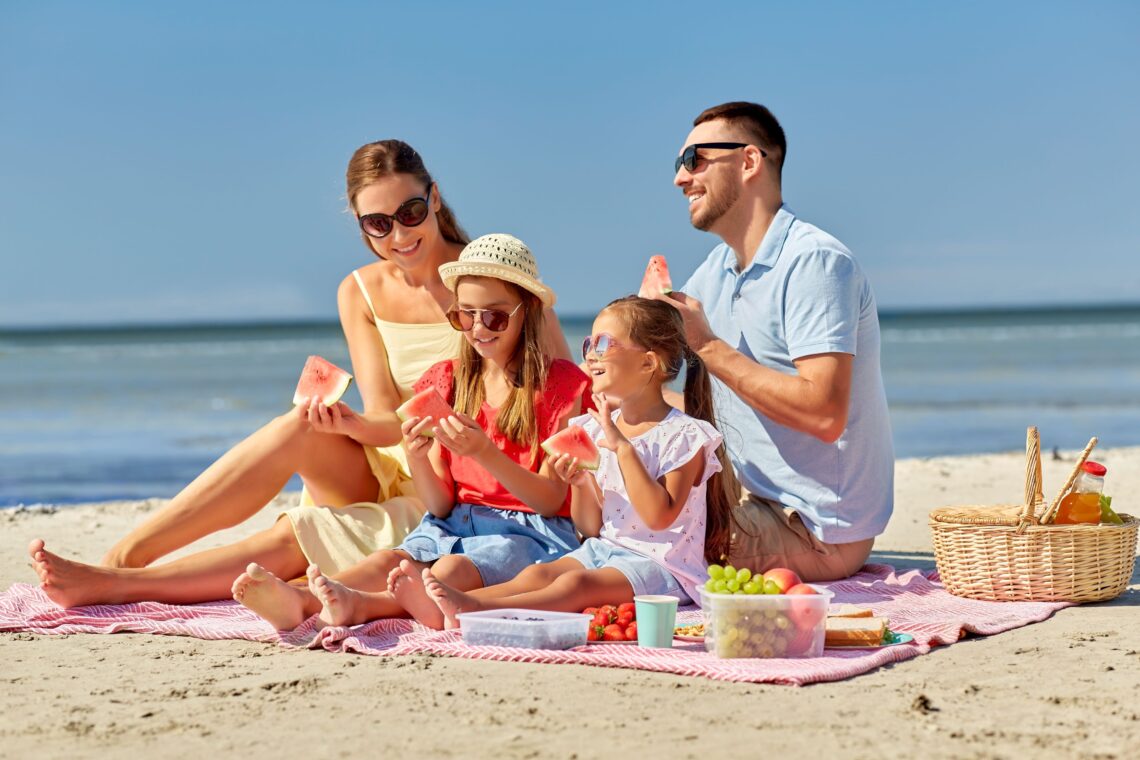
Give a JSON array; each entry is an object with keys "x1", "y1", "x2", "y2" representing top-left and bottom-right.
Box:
[{"x1": 3, "y1": 303, "x2": 1139, "y2": 507}]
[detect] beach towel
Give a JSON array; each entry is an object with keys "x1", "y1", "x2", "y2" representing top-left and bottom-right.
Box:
[{"x1": 0, "y1": 565, "x2": 1074, "y2": 685}]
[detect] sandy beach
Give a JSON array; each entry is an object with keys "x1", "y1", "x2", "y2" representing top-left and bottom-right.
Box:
[{"x1": 2, "y1": 447, "x2": 1138, "y2": 759}]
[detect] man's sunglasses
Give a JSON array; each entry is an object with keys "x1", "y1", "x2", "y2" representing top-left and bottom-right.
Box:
[
  {"x1": 357, "y1": 185, "x2": 433, "y2": 239},
  {"x1": 447, "y1": 303, "x2": 524, "y2": 333},
  {"x1": 581, "y1": 333, "x2": 633, "y2": 360},
  {"x1": 674, "y1": 142, "x2": 766, "y2": 174}
]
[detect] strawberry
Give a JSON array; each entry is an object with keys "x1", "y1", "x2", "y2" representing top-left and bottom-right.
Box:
[
  {"x1": 587, "y1": 625, "x2": 601, "y2": 642},
  {"x1": 602, "y1": 624, "x2": 626, "y2": 641},
  {"x1": 591, "y1": 611, "x2": 609, "y2": 628},
  {"x1": 616, "y1": 612, "x2": 634, "y2": 627},
  {"x1": 599, "y1": 605, "x2": 618, "y2": 623},
  {"x1": 625, "y1": 621, "x2": 638, "y2": 640},
  {"x1": 617, "y1": 602, "x2": 636, "y2": 619},
  {"x1": 582, "y1": 607, "x2": 599, "y2": 616}
]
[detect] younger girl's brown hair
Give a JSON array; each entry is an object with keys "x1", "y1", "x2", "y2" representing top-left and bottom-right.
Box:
[
  {"x1": 452, "y1": 280, "x2": 548, "y2": 457},
  {"x1": 602, "y1": 296, "x2": 738, "y2": 563},
  {"x1": 345, "y1": 140, "x2": 469, "y2": 255}
]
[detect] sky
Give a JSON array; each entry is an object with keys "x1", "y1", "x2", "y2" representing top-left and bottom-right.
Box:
[{"x1": 1, "y1": 1, "x2": 1138, "y2": 328}]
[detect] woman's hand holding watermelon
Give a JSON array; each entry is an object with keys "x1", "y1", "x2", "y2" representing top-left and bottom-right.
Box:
[
  {"x1": 399, "y1": 416, "x2": 435, "y2": 459},
  {"x1": 587, "y1": 393, "x2": 631, "y2": 453},
  {"x1": 433, "y1": 414, "x2": 493, "y2": 458},
  {"x1": 298, "y1": 396, "x2": 363, "y2": 438}
]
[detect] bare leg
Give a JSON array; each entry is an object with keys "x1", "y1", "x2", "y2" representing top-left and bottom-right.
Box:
[
  {"x1": 102, "y1": 410, "x2": 380, "y2": 568},
  {"x1": 424, "y1": 566, "x2": 634, "y2": 629},
  {"x1": 28, "y1": 518, "x2": 308, "y2": 608},
  {"x1": 306, "y1": 552, "x2": 484, "y2": 628}
]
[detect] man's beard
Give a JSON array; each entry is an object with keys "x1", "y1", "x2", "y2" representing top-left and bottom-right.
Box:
[{"x1": 691, "y1": 182, "x2": 740, "y2": 231}]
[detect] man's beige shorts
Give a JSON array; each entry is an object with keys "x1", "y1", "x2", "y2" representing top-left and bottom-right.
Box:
[{"x1": 726, "y1": 493, "x2": 874, "y2": 582}]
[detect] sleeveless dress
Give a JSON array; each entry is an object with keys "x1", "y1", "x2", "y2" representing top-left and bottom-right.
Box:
[{"x1": 280, "y1": 270, "x2": 464, "y2": 574}]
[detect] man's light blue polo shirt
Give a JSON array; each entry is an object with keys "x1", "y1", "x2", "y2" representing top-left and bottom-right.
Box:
[{"x1": 681, "y1": 205, "x2": 894, "y2": 544}]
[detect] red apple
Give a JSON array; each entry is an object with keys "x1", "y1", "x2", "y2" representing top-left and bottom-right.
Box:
[
  {"x1": 786, "y1": 583, "x2": 826, "y2": 630},
  {"x1": 763, "y1": 567, "x2": 802, "y2": 594}
]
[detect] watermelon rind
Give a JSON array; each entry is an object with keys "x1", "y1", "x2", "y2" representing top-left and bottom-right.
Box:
[
  {"x1": 293, "y1": 355, "x2": 353, "y2": 407},
  {"x1": 540, "y1": 425, "x2": 601, "y2": 471}
]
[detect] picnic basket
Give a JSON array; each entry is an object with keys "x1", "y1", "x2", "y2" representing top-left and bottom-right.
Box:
[{"x1": 929, "y1": 427, "x2": 1137, "y2": 602}]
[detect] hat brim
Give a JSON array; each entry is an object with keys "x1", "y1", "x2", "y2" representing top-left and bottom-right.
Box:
[{"x1": 438, "y1": 261, "x2": 557, "y2": 308}]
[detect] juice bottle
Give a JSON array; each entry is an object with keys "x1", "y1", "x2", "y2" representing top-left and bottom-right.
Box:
[{"x1": 1055, "y1": 461, "x2": 1107, "y2": 524}]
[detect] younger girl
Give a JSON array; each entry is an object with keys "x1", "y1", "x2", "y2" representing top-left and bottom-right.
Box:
[
  {"x1": 232, "y1": 234, "x2": 593, "y2": 630},
  {"x1": 391, "y1": 296, "x2": 738, "y2": 628}
]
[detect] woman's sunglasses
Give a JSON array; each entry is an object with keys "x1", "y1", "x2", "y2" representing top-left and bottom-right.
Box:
[
  {"x1": 357, "y1": 185, "x2": 433, "y2": 239},
  {"x1": 581, "y1": 333, "x2": 632, "y2": 360},
  {"x1": 674, "y1": 142, "x2": 766, "y2": 174},
  {"x1": 447, "y1": 303, "x2": 524, "y2": 333}
]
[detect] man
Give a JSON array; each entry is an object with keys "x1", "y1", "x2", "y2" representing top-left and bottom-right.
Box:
[{"x1": 660, "y1": 101, "x2": 894, "y2": 581}]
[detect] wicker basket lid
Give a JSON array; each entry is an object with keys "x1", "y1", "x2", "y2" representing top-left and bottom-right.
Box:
[{"x1": 929, "y1": 503, "x2": 1036, "y2": 526}]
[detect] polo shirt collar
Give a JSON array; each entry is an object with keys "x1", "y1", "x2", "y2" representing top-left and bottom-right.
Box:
[{"x1": 723, "y1": 204, "x2": 796, "y2": 274}]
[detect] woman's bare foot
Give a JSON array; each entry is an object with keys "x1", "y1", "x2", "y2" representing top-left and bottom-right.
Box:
[
  {"x1": 100, "y1": 540, "x2": 151, "y2": 570},
  {"x1": 387, "y1": 559, "x2": 444, "y2": 629},
  {"x1": 28, "y1": 539, "x2": 127, "y2": 608},
  {"x1": 231, "y1": 563, "x2": 312, "y2": 630},
  {"x1": 422, "y1": 568, "x2": 484, "y2": 630},
  {"x1": 306, "y1": 564, "x2": 371, "y2": 628}
]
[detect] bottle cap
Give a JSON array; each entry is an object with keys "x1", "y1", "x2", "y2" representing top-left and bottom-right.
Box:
[{"x1": 1082, "y1": 461, "x2": 1107, "y2": 476}]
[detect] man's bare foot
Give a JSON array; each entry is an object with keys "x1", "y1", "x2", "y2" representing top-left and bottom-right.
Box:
[
  {"x1": 306, "y1": 564, "x2": 372, "y2": 628},
  {"x1": 231, "y1": 563, "x2": 313, "y2": 630},
  {"x1": 422, "y1": 568, "x2": 484, "y2": 630},
  {"x1": 28, "y1": 539, "x2": 125, "y2": 608},
  {"x1": 388, "y1": 559, "x2": 444, "y2": 629}
]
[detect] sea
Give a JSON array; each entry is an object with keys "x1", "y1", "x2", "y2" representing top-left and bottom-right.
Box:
[{"x1": 2, "y1": 305, "x2": 1139, "y2": 507}]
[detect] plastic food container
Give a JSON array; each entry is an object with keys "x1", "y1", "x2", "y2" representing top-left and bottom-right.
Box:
[
  {"x1": 699, "y1": 587, "x2": 833, "y2": 658},
  {"x1": 455, "y1": 609, "x2": 591, "y2": 650}
]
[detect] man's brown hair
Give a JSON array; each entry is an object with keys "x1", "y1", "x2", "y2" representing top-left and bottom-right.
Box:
[{"x1": 694, "y1": 101, "x2": 786, "y2": 179}]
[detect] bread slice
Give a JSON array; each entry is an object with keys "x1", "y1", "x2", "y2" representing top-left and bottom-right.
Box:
[
  {"x1": 825, "y1": 616, "x2": 889, "y2": 647},
  {"x1": 827, "y1": 604, "x2": 874, "y2": 619}
]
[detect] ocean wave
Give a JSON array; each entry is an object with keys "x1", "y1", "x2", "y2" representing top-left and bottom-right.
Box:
[{"x1": 882, "y1": 322, "x2": 1140, "y2": 344}]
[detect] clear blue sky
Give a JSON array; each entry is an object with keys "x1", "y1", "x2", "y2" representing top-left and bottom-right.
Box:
[{"x1": 2, "y1": 1, "x2": 1138, "y2": 327}]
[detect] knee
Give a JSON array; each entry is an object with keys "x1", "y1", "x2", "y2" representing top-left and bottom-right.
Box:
[
  {"x1": 523, "y1": 562, "x2": 563, "y2": 585},
  {"x1": 267, "y1": 517, "x2": 301, "y2": 548},
  {"x1": 553, "y1": 569, "x2": 594, "y2": 594}
]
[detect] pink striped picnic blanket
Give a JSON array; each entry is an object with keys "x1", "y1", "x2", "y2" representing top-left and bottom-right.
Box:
[{"x1": 0, "y1": 565, "x2": 1072, "y2": 685}]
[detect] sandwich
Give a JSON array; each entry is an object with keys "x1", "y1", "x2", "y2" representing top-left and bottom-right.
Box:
[
  {"x1": 824, "y1": 616, "x2": 891, "y2": 647},
  {"x1": 827, "y1": 604, "x2": 874, "y2": 619}
]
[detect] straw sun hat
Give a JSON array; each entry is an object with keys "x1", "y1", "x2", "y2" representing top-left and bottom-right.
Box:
[{"x1": 438, "y1": 233, "x2": 556, "y2": 308}]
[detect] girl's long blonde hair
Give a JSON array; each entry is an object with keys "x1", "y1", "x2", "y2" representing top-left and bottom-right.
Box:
[
  {"x1": 452, "y1": 280, "x2": 548, "y2": 458},
  {"x1": 602, "y1": 296, "x2": 739, "y2": 563}
]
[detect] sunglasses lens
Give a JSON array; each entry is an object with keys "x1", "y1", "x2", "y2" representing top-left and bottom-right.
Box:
[
  {"x1": 360, "y1": 214, "x2": 392, "y2": 238},
  {"x1": 394, "y1": 198, "x2": 429, "y2": 227},
  {"x1": 482, "y1": 309, "x2": 511, "y2": 332},
  {"x1": 446, "y1": 310, "x2": 472, "y2": 331}
]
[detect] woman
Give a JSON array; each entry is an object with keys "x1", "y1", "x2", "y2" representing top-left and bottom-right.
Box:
[{"x1": 27, "y1": 141, "x2": 570, "y2": 609}]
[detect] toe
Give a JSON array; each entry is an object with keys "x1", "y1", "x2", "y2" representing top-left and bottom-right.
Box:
[
  {"x1": 246, "y1": 562, "x2": 267, "y2": 580},
  {"x1": 27, "y1": 539, "x2": 45, "y2": 557}
]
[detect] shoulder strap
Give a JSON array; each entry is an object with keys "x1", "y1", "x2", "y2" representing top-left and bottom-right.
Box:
[{"x1": 351, "y1": 270, "x2": 380, "y2": 322}]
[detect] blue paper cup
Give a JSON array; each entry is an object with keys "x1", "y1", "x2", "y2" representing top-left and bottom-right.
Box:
[{"x1": 634, "y1": 595, "x2": 679, "y2": 648}]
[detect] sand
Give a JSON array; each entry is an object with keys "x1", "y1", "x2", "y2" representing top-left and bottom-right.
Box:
[{"x1": 2, "y1": 447, "x2": 1138, "y2": 759}]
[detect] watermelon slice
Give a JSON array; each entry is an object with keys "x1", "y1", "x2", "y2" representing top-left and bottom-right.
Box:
[
  {"x1": 540, "y1": 425, "x2": 601, "y2": 471},
  {"x1": 395, "y1": 387, "x2": 455, "y2": 438},
  {"x1": 293, "y1": 355, "x2": 353, "y2": 406},
  {"x1": 637, "y1": 255, "x2": 673, "y2": 298}
]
